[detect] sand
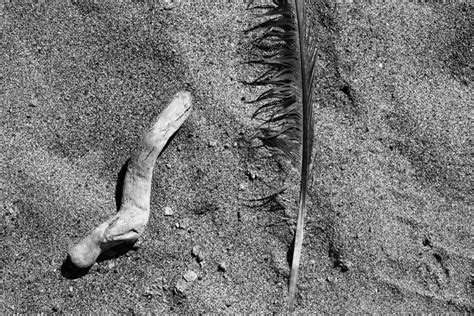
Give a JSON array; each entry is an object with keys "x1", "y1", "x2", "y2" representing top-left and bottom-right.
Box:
[{"x1": 1, "y1": 1, "x2": 472, "y2": 313}]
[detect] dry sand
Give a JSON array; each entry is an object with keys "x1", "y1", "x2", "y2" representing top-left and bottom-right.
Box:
[{"x1": 1, "y1": 1, "x2": 472, "y2": 313}]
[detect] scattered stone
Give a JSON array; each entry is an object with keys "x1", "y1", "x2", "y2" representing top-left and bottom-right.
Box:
[
  {"x1": 143, "y1": 289, "x2": 153, "y2": 298},
  {"x1": 247, "y1": 170, "x2": 258, "y2": 180},
  {"x1": 164, "y1": 206, "x2": 174, "y2": 216},
  {"x1": 233, "y1": 142, "x2": 238, "y2": 147},
  {"x1": 108, "y1": 262, "x2": 115, "y2": 269},
  {"x1": 162, "y1": 0, "x2": 178, "y2": 10},
  {"x1": 191, "y1": 245, "x2": 201, "y2": 257},
  {"x1": 29, "y1": 94, "x2": 39, "y2": 107},
  {"x1": 91, "y1": 263, "x2": 100, "y2": 273},
  {"x1": 223, "y1": 143, "x2": 231, "y2": 149},
  {"x1": 208, "y1": 140, "x2": 217, "y2": 147},
  {"x1": 192, "y1": 245, "x2": 205, "y2": 262},
  {"x1": 326, "y1": 276, "x2": 336, "y2": 283},
  {"x1": 134, "y1": 237, "x2": 144, "y2": 247},
  {"x1": 175, "y1": 279, "x2": 189, "y2": 294},
  {"x1": 178, "y1": 218, "x2": 191, "y2": 230},
  {"x1": 338, "y1": 259, "x2": 354, "y2": 272},
  {"x1": 368, "y1": 142, "x2": 383, "y2": 154},
  {"x1": 143, "y1": 285, "x2": 161, "y2": 298},
  {"x1": 183, "y1": 270, "x2": 198, "y2": 282},
  {"x1": 218, "y1": 262, "x2": 227, "y2": 272},
  {"x1": 5, "y1": 201, "x2": 19, "y2": 217},
  {"x1": 239, "y1": 183, "x2": 249, "y2": 191},
  {"x1": 160, "y1": 277, "x2": 169, "y2": 291}
]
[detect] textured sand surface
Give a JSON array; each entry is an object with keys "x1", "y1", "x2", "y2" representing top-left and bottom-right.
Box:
[{"x1": 1, "y1": 1, "x2": 472, "y2": 313}]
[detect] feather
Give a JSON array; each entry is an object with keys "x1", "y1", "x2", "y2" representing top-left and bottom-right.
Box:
[{"x1": 245, "y1": 0, "x2": 317, "y2": 311}]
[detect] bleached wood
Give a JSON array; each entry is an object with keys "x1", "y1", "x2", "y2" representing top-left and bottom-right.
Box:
[{"x1": 68, "y1": 91, "x2": 192, "y2": 268}]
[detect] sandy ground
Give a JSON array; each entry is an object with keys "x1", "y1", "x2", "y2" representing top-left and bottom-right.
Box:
[{"x1": 1, "y1": 1, "x2": 472, "y2": 313}]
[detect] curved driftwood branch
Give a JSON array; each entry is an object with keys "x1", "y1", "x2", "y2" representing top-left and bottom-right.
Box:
[{"x1": 68, "y1": 91, "x2": 192, "y2": 268}]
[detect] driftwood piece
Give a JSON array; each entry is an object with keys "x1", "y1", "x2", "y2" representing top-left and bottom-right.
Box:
[{"x1": 68, "y1": 91, "x2": 192, "y2": 268}]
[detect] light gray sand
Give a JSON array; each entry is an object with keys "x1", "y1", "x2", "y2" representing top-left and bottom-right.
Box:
[{"x1": 1, "y1": 1, "x2": 472, "y2": 313}]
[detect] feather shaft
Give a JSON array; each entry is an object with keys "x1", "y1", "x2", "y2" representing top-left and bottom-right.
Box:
[
  {"x1": 287, "y1": 0, "x2": 315, "y2": 312},
  {"x1": 245, "y1": 0, "x2": 316, "y2": 311}
]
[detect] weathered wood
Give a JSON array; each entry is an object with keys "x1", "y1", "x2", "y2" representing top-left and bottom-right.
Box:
[{"x1": 68, "y1": 91, "x2": 192, "y2": 268}]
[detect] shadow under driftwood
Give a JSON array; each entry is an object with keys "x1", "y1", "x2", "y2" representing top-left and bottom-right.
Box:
[{"x1": 61, "y1": 241, "x2": 138, "y2": 279}]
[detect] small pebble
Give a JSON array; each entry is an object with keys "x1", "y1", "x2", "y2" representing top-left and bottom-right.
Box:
[
  {"x1": 162, "y1": 0, "x2": 178, "y2": 10},
  {"x1": 339, "y1": 259, "x2": 354, "y2": 272},
  {"x1": 239, "y1": 183, "x2": 249, "y2": 191},
  {"x1": 143, "y1": 288, "x2": 153, "y2": 298},
  {"x1": 183, "y1": 270, "x2": 198, "y2": 282},
  {"x1": 247, "y1": 170, "x2": 258, "y2": 180},
  {"x1": 192, "y1": 245, "x2": 205, "y2": 262},
  {"x1": 161, "y1": 278, "x2": 169, "y2": 291},
  {"x1": 175, "y1": 279, "x2": 189, "y2": 294},
  {"x1": 91, "y1": 263, "x2": 100, "y2": 273},
  {"x1": 177, "y1": 144, "x2": 185, "y2": 151},
  {"x1": 192, "y1": 245, "x2": 201, "y2": 256},
  {"x1": 164, "y1": 206, "x2": 174, "y2": 216},
  {"x1": 224, "y1": 143, "x2": 231, "y2": 149},
  {"x1": 208, "y1": 140, "x2": 217, "y2": 147},
  {"x1": 29, "y1": 94, "x2": 39, "y2": 107},
  {"x1": 178, "y1": 218, "x2": 191, "y2": 229},
  {"x1": 218, "y1": 262, "x2": 227, "y2": 272}
]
